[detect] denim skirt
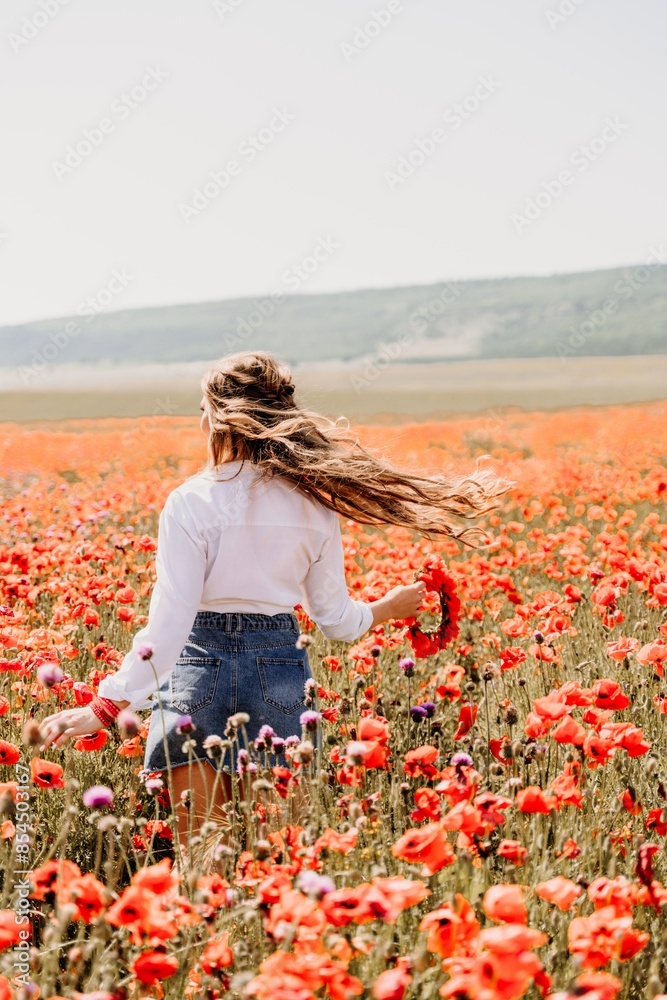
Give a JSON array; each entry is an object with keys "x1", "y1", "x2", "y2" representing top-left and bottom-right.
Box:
[{"x1": 143, "y1": 611, "x2": 315, "y2": 775}]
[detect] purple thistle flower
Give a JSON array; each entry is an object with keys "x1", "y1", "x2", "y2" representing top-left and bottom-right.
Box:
[
  {"x1": 420, "y1": 701, "x2": 436, "y2": 718},
  {"x1": 271, "y1": 737, "x2": 286, "y2": 754},
  {"x1": 138, "y1": 642, "x2": 155, "y2": 660},
  {"x1": 400, "y1": 657, "x2": 415, "y2": 677},
  {"x1": 297, "y1": 871, "x2": 335, "y2": 896},
  {"x1": 117, "y1": 709, "x2": 142, "y2": 738},
  {"x1": 410, "y1": 705, "x2": 428, "y2": 721},
  {"x1": 176, "y1": 714, "x2": 195, "y2": 734},
  {"x1": 37, "y1": 663, "x2": 64, "y2": 688},
  {"x1": 82, "y1": 785, "x2": 114, "y2": 809},
  {"x1": 255, "y1": 724, "x2": 278, "y2": 751},
  {"x1": 451, "y1": 752, "x2": 473, "y2": 768},
  {"x1": 300, "y1": 710, "x2": 321, "y2": 731},
  {"x1": 345, "y1": 741, "x2": 368, "y2": 764}
]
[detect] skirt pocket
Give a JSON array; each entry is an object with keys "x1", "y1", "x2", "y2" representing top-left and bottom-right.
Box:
[
  {"x1": 256, "y1": 655, "x2": 308, "y2": 715},
  {"x1": 170, "y1": 656, "x2": 220, "y2": 714}
]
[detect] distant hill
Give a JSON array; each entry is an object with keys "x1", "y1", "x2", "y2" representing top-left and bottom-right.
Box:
[{"x1": 1, "y1": 262, "x2": 666, "y2": 369}]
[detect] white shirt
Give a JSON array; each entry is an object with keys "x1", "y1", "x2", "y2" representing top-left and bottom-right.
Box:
[{"x1": 97, "y1": 460, "x2": 374, "y2": 711}]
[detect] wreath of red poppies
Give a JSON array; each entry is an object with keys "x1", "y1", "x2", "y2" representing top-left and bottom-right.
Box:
[{"x1": 403, "y1": 555, "x2": 461, "y2": 658}]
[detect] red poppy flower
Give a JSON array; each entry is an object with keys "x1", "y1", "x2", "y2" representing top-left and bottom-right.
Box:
[
  {"x1": 535, "y1": 876, "x2": 582, "y2": 911},
  {"x1": 619, "y1": 788, "x2": 642, "y2": 815},
  {"x1": 0, "y1": 741, "x2": 21, "y2": 766},
  {"x1": 58, "y1": 873, "x2": 108, "y2": 923},
  {"x1": 200, "y1": 932, "x2": 234, "y2": 973},
  {"x1": 551, "y1": 715, "x2": 586, "y2": 747},
  {"x1": 500, "y1": 646, "x2": 526, "y2": 671},
  {"x1": 558, "y1": 838, "x2": 581, "y2": 859},
  {"x1": 30, "y1": 757, "x2": 66, "y2": 789},
  {"x1": 131, "y1": 949, "x2": 179, "y2": 984},
  {"x1": 391, "y1": 822, "x2": 456, "y2": 875},
  {"x1": 453, "y1": 703, "x2": 478, "y2": 740},
  {"x1": 372, "y1": 959, "x2": 412, "y2": 1000},
  {"x1": 410, "y1": 787, "x2": 442, "y2": 823},
  {"x1": 404, "y1": 744, "x2": 439, "y2": 778},
  {"x1": 483, "y1": 884, "x2": 527, "y2": 924},
  {"x1": 568, "y1": 905, "x2": 649, "y2": 970},
  {"x1": 592, "y1": 680, "x2": 630, "y2": 710},
  {"x1": 497, "y1": 840, "x2": 528, "y2": 865},
  {"x1": 313, "y1": 827, "x2": 358, "y2": 855},
  {"x1": 645, "y1": 808, "x2": 667, "y2": 837},
  {"x1": 0, "y1": 910, "x2": 27, "y2": 950},
  {"x1": 636, "y1": 639, "x2": 667, "y2": 676},
  {"x1": 73, "y1": 730, "x2": 108, "y2": 752},
  {"x1": 419, "y1": 893, "x2": 480, "y2": 958},
  {"x1": 606, "y1": 637, "x2": 639, "y2": 661},
  {"x1": 115, "y1": 585, "x2": 137, "y2": 604},
  {"x1": 515, "y1": 787, "x2": 556, "y2": 814}
]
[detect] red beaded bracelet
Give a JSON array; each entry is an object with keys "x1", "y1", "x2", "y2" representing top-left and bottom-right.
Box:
[{"x1": 90, "y1": 695, "x2": 122, "y2": 728}]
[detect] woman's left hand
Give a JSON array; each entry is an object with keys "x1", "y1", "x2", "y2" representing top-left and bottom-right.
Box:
[{"x1": 39, "y1": 706, "x2": 108, "y2": 751}]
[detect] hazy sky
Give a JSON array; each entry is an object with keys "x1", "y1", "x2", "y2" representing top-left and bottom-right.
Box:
[{"x1": 1, "y1": 0, "x2": 665, "y2": 326}]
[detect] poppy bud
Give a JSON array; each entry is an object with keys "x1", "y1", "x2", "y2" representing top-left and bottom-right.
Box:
[
  {"x1": 0, "y1": 791, "x2": 15, "y2": 816},
  {"x1": 22, "y1": 719, "x2": 42, "y2": 747},
  {"x1": 254, "y1": 839, "x2": 272, "y2": 860},
  {"x1": 504, "y1": 706, "x2": 519, "y2": 727}
]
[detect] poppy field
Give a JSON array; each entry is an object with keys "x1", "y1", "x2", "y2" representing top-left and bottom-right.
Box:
[{"x1": 1, "y1": 400, "x2": 667, "y2": 1000}]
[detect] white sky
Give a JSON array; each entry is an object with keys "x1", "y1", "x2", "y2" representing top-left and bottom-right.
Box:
[{"x1": 1, "y1": 0, "x2": 665, "y2": 326}]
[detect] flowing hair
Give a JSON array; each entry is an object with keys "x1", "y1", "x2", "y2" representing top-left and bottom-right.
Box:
[{"x1": 200, "y1": 351, "x2": 514, "y2": 545}]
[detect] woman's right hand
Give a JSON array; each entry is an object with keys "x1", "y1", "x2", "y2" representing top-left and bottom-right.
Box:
[
  {"x1": 39, "y1": 705, "x2": 107, "y2": 751},
  {"x1": 370, "y1": 581, "x2": 427, "y2": 628}
]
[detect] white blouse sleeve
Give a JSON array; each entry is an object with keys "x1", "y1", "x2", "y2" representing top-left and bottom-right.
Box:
[
  {"x1": 97, "y1": 490, "x2": 207, "y2": 711},
  {"x1": 299, "y1": 511, "x2": 374, "y2": 642}
]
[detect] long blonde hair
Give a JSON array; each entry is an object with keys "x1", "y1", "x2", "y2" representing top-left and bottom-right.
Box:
[{"x1": 200, "y1": 351, "x2": 513, "y2": 544}]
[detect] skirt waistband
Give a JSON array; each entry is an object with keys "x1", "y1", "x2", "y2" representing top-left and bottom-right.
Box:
[{"x1": 192, "y1": 611, "x2": 299, "y2": 633}]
